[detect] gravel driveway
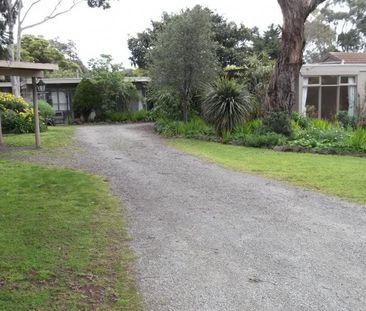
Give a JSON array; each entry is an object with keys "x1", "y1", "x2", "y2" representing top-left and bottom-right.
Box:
[{"x1": 53, "y1": 124, "x2": 366, "y2": 310}]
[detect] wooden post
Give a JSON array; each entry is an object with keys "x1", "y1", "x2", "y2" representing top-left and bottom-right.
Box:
[{"x1": 32, "y1": 77, "x2": 41, "y2": 148}]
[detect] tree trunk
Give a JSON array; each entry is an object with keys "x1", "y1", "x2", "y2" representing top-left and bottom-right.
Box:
[
  {"x1": 265, "y1": 0, "x2": 326, "y2": 113},
  {"x1": 6, "y1": 0, "x2": 21, "y2": 96}
]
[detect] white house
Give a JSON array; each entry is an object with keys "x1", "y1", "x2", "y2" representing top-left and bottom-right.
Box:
[{"x1": 298, "y1": 52, "x2": 366, "y2": 120}]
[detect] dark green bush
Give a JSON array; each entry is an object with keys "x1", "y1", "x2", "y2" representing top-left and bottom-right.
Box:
[
  {"x1": 241, "y1": 132, "x2": 286, "y2": 148},
  {"x1": 336, "y1": 111, "x2": 356, "y2": 129},
  {"x1": 73, "y1": 79, "x2": 102, "y2": 121},
  {"x1": 146, "y1": 89, "x2": 182, "y2": 120},
  {"x1": 261, "y1": 110, "x2": 292, "y2": 136}
]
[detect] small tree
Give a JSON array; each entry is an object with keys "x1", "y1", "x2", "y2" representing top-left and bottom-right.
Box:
[
  {"x1": 72, "y1": 79, "x2": 101, "y2": 121},
  {"x1": 150, "y1": 5, "x2": 218, "y2": 122}
]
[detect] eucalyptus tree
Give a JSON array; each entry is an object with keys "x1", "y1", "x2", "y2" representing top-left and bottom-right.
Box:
[{"x1": 265, "y1": 0, "x2": 326, "y2": 113}]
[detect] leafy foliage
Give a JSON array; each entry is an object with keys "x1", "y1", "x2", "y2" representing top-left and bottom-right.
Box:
[
  {"x1": 201, "y1": 77, "x2": 251, "y2": 135},
  {"x1": 36, "y1": 100, "x2": 55, "y2": 124},
  {"x1": 109, "y1": 110, "x2": 147, "y2": 122},
  {"x1": 0, "y1": 92, "x2": 41, "y2": 134},
  {"x1": 128, "y1": 8, "x2": 281, "y2": 69},
  {"x1": 151, "y1": 5, "x2": 218, "y2": 122},
  {"x1": 146, "y1": 89, "x2": 182, "y2": 120},
  {"x1": 262, "y1": 111, "x2": 292, "y2": 136},
  {"x1": 72, "y1": 79, "x2": 101, "y2": 120},
  {"x1": 88, "y1": 55, "x2": 138, "y2": 115},
  {"x1": 155, "y1": 117, "x2": 214, "y2": 137},
  {"x1": 21, "y1": 35, "x2": 85, "y2": 77},
  {"x1": 336, "y1": 111, "x2": 356, "y2": 129}
]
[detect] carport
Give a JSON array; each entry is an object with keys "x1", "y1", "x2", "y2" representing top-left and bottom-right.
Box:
[{"x1": 0, "y1": 61, "x2": 58, "y2": 148}]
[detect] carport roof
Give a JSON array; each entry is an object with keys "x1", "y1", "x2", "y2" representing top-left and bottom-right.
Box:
[{"x1": 0, "y1": 61, "x2": 58, "y2": 77}]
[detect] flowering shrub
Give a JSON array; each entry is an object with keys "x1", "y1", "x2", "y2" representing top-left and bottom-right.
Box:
[{"x1": 0, "y1": 92, "x2": 45, "y2": 134}]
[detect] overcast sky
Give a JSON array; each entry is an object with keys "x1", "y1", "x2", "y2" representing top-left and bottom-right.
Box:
[{"x1": 23, "y1": 0, "x2": 282, "y2": 68}]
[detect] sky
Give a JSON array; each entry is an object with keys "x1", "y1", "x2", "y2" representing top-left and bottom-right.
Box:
[{"x1": 23, "y1": 0, "x2": 283, "y2": 68}]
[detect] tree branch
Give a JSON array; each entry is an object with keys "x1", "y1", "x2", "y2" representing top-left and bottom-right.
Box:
[
  {"x1": 20, "y1": 0, "x2": 41, "y2": 25},
  {"x1": 21, "y1": 0, "x2": 84, "y2": 31}
]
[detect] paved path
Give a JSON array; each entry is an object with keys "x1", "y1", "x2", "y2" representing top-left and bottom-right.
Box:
[{"x1": 65, "y1": 124, "x2": 365, "y2": 310}]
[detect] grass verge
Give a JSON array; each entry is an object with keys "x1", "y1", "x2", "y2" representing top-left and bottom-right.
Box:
[
  {"x1": 3, "y1": 126, "x2": 75, "y2": 149},
  {"x1": 170, "y1": 139, "x2": 366, "y2": 206},
  {"x1": 0, "y1": 160, "x2": 141, "y2": 310}
]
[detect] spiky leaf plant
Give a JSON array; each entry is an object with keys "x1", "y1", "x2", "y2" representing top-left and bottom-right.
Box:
[{"x1": 202, "y1": 77, "x2": 251, "y2": 136}]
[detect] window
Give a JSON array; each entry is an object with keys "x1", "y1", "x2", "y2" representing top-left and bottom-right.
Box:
[{"x1": 302, "y1": 75, "x2": 357, "y2": 120}]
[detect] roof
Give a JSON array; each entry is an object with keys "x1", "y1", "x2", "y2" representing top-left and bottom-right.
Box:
[
  {"x1": 0, "y1": 76, "x2": 151, "y2": 89},
  {"x1": 0, "y1": 61, "x2": 58, "y2": 77},
  {"x1": 321, "y1": 52, "x2": 366, "y2": 64}
]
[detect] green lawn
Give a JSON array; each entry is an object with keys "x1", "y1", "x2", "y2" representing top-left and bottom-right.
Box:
[
  {"x1": 170, "y1": 139, "x2": 366, "y2": 206},
  {"x1": 0, "y1": 161, "x2": 141, "y2": 310},
  {"x1": 3, "y1": 126, "x2": 75, "y2": 149},
  {"x1": 0, "y1": 126, "x2": 141, "y2": 310}
]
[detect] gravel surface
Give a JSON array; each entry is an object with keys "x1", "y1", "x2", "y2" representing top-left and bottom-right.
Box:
[{"x1": 28, "y1": 124, "x2": 366, "y2": 310}]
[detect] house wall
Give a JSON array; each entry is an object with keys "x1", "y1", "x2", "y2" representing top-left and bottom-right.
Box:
[{"x1": 298, "y1": 64, "x2": 366, "y2": 118}]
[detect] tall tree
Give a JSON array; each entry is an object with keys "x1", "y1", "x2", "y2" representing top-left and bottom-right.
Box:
[
  {"x1": 20, "y1": 35, "x2": 85, "y2": 77},
  {"x1": 150, "y1": 5, "x2": 218, "y2": 122},
  {"x1": 305, "y1": 0, "x2": 366, "y2": 62},
  {"x1": 265, "y1": 0, "x2": 326, "y2": 113},
  {"x1": 128, "y1": 9, "x2": 253, "y2": 69},
  {"x1": 252, "y1": 24, "x2": 282, "y2": 60}
]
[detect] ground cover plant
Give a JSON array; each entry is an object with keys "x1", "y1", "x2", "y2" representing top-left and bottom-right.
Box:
[
  {"x1": 155, "y1": 113, "x2": 366, "y2": 154},
  {"x1": 169, "y1": 139, "x2": 366, "y2": 206}
]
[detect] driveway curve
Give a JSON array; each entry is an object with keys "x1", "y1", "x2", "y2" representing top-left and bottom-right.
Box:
[{"x1": 65, "y1": 124, "x2": 365, "y2": 311}]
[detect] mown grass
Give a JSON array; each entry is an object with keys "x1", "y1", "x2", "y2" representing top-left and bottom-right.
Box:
[
  {"x1": 170, "y1": 139, "x2": 366, "y2": 206},
  {"x1": 0, "y1": 160, "x2": 141, "y2": 310},
  {"x1": 3, "y1": 126, "x2": 75, "y2": 149}
]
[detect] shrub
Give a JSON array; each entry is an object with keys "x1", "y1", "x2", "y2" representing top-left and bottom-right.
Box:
[
  {"x1": 310, "y1": 118, "x2": 333, "y2": 130},
  {"x1": 73, "y1": 79, "x2": 102, "y2": 121},
  {"x1": 241, "y1": 132, "x2": 286, "y2": 148},
  {"x1": 130, "y1": 110, "x2": 147, "y2": 122},
  {"x1": 201, "y1": 77, "x2": 251, "y2": 136},
  {"x1": 109, "y1": 110, "x2": 147, "y2": 123},
  {"x1": 0, "y1": 92, "x2": 29, "y2": 112},
  {"x1": 347, "y1": 128, "x2": 366, "y2": 151},
  {"x1": 37, "y1": 100, "x2": 55, "y2": 119},
  {"x1": 2, "y1": 109, "x2": 35, "y2": 133},
  {"x1": 336, "y1": 111, "x2": 356, "y2": 129},
  {"x1": 35, "y1": 100, "x2": 55, "y2": 125},
  {"x1": 154, "y1": 117, "x2": 214, "y2": 137},
  {"x1": 292, "y1": 112, "x2": 309, "y2": 129},
  {"x1": 146, "y1": 89, "x2": 182, "y2": 120},
  {"x1": 0, "y1": 92, "x2": 38, "y2": 134},
  {"x1": 234, "y1": 119, "x2": 263, "y2": 136},
  {"x1": 262, "y1": 110, "x2": 292, "y2": 136}
]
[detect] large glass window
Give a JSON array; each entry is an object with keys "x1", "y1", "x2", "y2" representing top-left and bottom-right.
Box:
[
  {"x1": 303, "y1": 75, "x2": 357, "y2": 120},
  {"x1": 305, "y1": 87, "x2": 319, "y2": 118}
]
